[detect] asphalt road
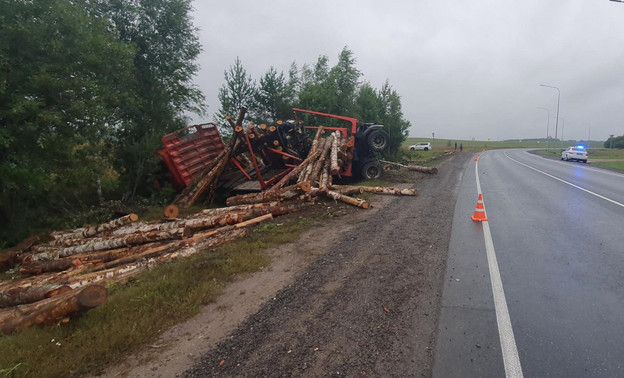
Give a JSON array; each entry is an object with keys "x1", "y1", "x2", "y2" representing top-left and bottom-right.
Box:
[{"x1": 434, "y1": 149, "x2": 624, "y2": 377}]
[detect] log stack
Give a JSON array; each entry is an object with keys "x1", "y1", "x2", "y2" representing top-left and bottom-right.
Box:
[
  {"x1": 0, "y1": 109, "x2": 428, "y2": 334},
  {"x1": 0, "y1": 200, "x2": 310, "y2": 334}
]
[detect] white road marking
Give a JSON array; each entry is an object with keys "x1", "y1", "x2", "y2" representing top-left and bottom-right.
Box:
[
  {"x1": 523, "y1": 150, "x2": 624, "y2": 178},
  {"x1": 505, "y1": 152, "x2": 624, "y2": 209},
  {"x1": 475, "y1": 158, "x2": 524, "y2": 378}
]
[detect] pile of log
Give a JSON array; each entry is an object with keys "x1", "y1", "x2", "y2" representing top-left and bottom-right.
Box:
[
  {"x1": 0, "y1": 108, "x2": 427, "y2": 334},
  {"x1": 0, "y1": 201, "x2": 313, "y2": 334},
  {"x1": 225, "y1": 128, "x2": 419, "y2": 209}
]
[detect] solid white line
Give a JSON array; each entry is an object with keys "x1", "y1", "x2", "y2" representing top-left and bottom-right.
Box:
[
  {"x1": 523, "y1": 150, "x2": 624, "y2": 178},
  {"x1": 505, "y1": 152, "x2": 624, "y2": 209},
  {"x1": 474, "y1": 158, "x2": 524, "y2": 378}
]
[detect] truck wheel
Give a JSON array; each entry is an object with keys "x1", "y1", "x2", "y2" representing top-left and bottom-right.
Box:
[
  {"x1": 367, "y1": 130, "x2": 389, "y2": 152},
  {"x1": 361, "y1": 160, "x2": 382, "y2": 180}
]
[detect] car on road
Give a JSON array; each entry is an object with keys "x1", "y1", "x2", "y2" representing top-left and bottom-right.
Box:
[
  {"x1": 561, "y1": 146, "x2": 588, "y2": 163},
  {"x1": 409, "y1": 142, "x2": 432, "y2": 151}
]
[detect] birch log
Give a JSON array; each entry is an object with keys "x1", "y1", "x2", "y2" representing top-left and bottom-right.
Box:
[
  {"x1": 226, "y1": 181, "x2": 312, "y2": 206},
  {"x1": 0, "y1": 284, "x2": 108, "y2": 334},
  {"x1": 50, "y1": 214, "x2": 139, "y2": 243},
  {"x1": 323, "y1": 190, "x2": 370, "y2": 209},
  {"x1": 329, "y1": 185, "x2": 419, "y2": 196}
]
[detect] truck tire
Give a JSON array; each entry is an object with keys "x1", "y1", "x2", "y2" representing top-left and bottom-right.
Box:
[
  {"x1": 367, "y1": 130, "x2": 389, "y2": 152},
  {"x1": 361, "y1": 160, "x2": 382, "y2": 180}
]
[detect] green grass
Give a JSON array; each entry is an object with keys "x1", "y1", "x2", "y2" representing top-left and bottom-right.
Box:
[
  {"x1": 591, "y1": 161, "x2": 624, "y2": 171},
  {"x1": 0, "y1": 217, "x2": 311, "y2": 378},
  {"x1": 403, "y1": 137, "x2": 605, "y2": 152},
  {"x1": 584, "y1": 148, "x2": 624, "y2": 160}
]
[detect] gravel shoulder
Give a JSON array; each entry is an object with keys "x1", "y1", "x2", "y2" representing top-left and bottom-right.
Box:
[{"x1": 100, "y1": 152, "x2": 471, "y2": 378}]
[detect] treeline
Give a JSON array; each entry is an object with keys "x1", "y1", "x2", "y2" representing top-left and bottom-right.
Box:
[
  {"x1": 0, "y1": 1, "x2": 411, "y2": 247},
  {"x1": 214, "y1": 49, "x2": 411, "y2": 156},
  {"x1": 0, "y1": 0, "x2": 203, "y2": 246},
  {"x1": 604, "y1": 135, "x2": 624, "y2": 149}
]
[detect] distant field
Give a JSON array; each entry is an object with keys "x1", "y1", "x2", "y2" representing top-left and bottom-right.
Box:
[{"x1": 403, "y1": 138, "x2": 604, "y2": 152}]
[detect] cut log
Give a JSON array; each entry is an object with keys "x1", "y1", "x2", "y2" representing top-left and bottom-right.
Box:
[
  {"x1": 330, "y1": 131, "x2": 340, "y2": 176},
  {"x1": 309, "y1": 135, "x2": 333, "y2": 184},
  {"x1": 29, "y1": 229, "x2": 190, "y2": 262},
  {"x1": 226, "y1": 181, "x2": 312, "y2": 206},
  {"x1": 1, "y1": 234, "x2": 48, "y2": 268},
  {"x1": 323, "y1": 190, "x2": 370, "y2": 209},
  {"x1": 49, "y1": 214, "x2": 139, "y2": 244},
  {"x1": 380, "y1": 159, "x2": 438, "y2": 174},
  {"x1": 269, "y1": 147, "x2": 323, "y2": 191},
  {"x1": 329, "y1": 185, "x2": 419, "y2": 196},
  {"x1": 0, "y1": 284, "x2": 108, "y2": 334},
  {"x1": 163, "y1": 205, "x2": 179, "y2": 219}
]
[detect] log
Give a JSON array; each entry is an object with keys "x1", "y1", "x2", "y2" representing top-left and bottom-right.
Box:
[
  {"x1": 323, "y1": 190, "x2": 370, "y2": 209},
  {"x1": 0, "y1": 284, "x2": 108, "y2": 334},
  {"x1": 269, "y1": 147, "x2": 323, "y2": 191},
  {"x1": 50, "y1": 214, "x2": 139, "y2": 243},
  {"x1": 18, "y1": 241, "x2": 167, "y2": 276},
  {"x1": 163, "y1": 204, "x2": 179, "y2": 219},
  {"x1": 309, "y1": 136, "x2": 332, "y2": 184},
  {"x1": 330, "y1": 131, "x2": 340, "y2": 176},
  {"x1": 226, "y1": 181, "x2": 312, "y2": 206},
  {"x1": 1, "y1": 234, "x2": 48, "y2": 268},
  {"x1": 109, "y1": 211, "x2": 247, "y2": 236},
  {"x1": 29, "y1": 229, "x2": 190, "y2": 262},
  {"x1": 380, "y1": 159, "x2": 438, "y2": 174},
  {"x1": 407, "y1": 165, "x2": 438, "y2": 174},
  {"x1": 299, "y1": 138, "x2": 327, "y2": 183},
  {"x1": 329, "y1": 185, "x2": 419, "y2": 196}
]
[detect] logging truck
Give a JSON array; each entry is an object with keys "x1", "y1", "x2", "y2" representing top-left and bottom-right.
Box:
[{"x1": 157, "y1": 108, "x2": 389, "y2": 196}]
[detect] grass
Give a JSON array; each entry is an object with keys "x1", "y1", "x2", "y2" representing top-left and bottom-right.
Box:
[
  {"x1": 591, "y1": 161, "x2": 624, "y2": 171},
  {"x1": 0, "y1": 216, "x2": 312, "y2": 378},
  {"x1": 403, "y1": 137, "x2": 605, "y2": 152}
]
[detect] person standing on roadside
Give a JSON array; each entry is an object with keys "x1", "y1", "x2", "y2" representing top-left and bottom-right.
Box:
[
  {"x1": 454, "y1": 142, "x2": 457, "y2": 150},
  {"x1": 460, "y1": 143, "x2": 463, "y2": 151}
]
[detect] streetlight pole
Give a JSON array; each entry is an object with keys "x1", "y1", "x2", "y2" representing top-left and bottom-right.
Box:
[
  {"x1": 537, "y1": 107, "x2": 550, "y2": 149},
  {"x1": 540, "y1": 84, "x2": 560, "y2": 144},
  {"x1": 560, "y1": 118, "x2": 565, "y2": 149}
]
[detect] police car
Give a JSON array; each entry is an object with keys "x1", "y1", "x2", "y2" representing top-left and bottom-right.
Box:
[{"x1": 561, "y1": 146, "x2": 588, "y2": 163}]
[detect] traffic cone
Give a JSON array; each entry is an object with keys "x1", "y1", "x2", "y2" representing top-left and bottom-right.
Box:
[
  {"x1": 474, "y1": 153, "x2": 480, "y2": 162},
  {"x1": 471, "y1": 193, "x2": 488, "y2": 222}
]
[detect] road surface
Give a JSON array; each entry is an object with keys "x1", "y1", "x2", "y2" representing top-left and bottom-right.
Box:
[{"x1": 435, "y1": 149, "x2": 624, "y2": 377}]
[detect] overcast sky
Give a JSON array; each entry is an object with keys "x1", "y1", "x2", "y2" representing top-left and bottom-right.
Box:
[{"x1": 191, "y1": 0, "x2": 624, "y2": 142}]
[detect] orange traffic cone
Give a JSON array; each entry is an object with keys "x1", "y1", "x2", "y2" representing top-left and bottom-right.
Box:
[
  {"x1": 471, "y1": 193, "x2": 488, "y2": 222},
  {"x1": 474, "y1": 153, "x2": 480, "y2": 162}
]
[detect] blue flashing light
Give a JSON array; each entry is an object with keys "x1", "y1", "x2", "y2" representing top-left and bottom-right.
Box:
[{"x1": 576, "y1": 145, "x2": 585, "y2": 149}]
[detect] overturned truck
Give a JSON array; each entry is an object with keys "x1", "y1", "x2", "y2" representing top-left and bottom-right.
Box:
[{"x1": 157, "y1": 108, "x2": 389, "y2": 206}]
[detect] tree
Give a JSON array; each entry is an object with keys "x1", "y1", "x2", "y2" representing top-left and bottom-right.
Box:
[
  {"x1": 214, "y1": 57, "x2": 256, "y2": 136},
  {"x1": 604, "y1": 135, "x2": 624, "y2": 149},
  {"x1": 254, "y1": 67, "x2": 293, "y2": 124},
  {"x1": 355, "y1": 83, "x2": 381, "y2": 123},
  {"x1": 375, "y1": 80, "x2": 411, "y2": 157},
  {"x1": 328, "y1": 47, "x2": 360, "y2": 115},
  {"x1": 0, "y1": 0, "x2": 136, "y2": 244},
  {"x1": 88, "y1": 0, "x2": 205, "y2": 199}
]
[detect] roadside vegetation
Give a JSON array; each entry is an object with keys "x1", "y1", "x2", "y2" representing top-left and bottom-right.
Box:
[
  {"x1": 404, "y1": 137, "x2": 605, "y2": 152},
  {"x1": 1, "y1": 1, "x2": 411, "y2": 249},
  {"x1": 0, "y1": 215, "x2": 316, "y2": 378}
]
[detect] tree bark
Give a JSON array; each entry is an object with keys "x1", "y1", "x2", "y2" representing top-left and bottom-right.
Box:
[
  {"x1": 269, "y1": 147, "x2": 323, "y2": 190},
  {"x1": 330, "y1": 131, "x2": 340, "y2": 176},
  {"x1": 50, "y1": 214, "x2": 139, "y2": 243},
  {"x1": 380, "y1": 160, "x2": 438, "y2": 174},
  {"x1": 0, "y1": 284, "x2": 108, "y2": 334},
  {"x1": 323, "y1": 190, "x2": 370, "y2": 209},
  {"x1": 329, "y1": 185, "x2": 419, "y2": 196},
  {"x1": 29, "y1": 228, "x2": 190, "y2": 262},
  {"x1": 226, "y1": 181, "x2": 312, "y2": 206}
]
